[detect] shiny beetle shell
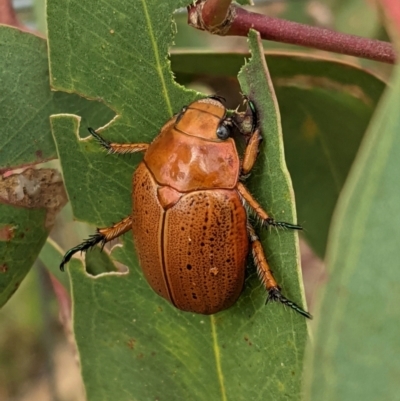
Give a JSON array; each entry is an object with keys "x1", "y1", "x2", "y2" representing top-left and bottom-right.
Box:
[
  {"x1": 132, "y1": 98, "x2": 248, "y2": 314},
  {"x1": 60, "y1": 96, "x2": 311, "y2": 319}
]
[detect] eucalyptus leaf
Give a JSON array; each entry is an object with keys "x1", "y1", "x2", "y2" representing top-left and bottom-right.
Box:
[
  {"x1": 48, "y1": 1, "x2": 310, "y2": 399},
  {"x1": 0, "y1": 204, "x2": 47, "y2": 307},
  {"x1": 0, "y1": 24, "x2": 115, "y2": 306},
  {"x1": 0, "y1": 25, "x2": 114, "y2": 170},
  {"x1": 304, "y1": 62, "x2": 400, "y2": 401},
  {"x1": 0, "y1": 167, "x2": 66, "y2": 307}
]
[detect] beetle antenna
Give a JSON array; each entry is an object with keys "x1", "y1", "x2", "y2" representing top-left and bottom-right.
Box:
[
  {"x1": 59, "y1": 232, "x2": 106, "y2": 271},
  {"x1": 267, "y1": 287, "x2": 312, "y2": 319}
]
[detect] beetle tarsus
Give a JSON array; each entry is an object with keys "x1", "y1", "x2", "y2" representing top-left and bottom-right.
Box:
[
  {"x1": 59, "y1": 232, "x2": 106, "y2": 272},
  {"x1": 267, "y1": 287, "x2": 312, "y2": 319},
  {"x1": 88, "y1": 127, "x2": 112, "y2": 151},
  {"x1": 264, "y1": 218, "x2": 303, "y2": 231}
]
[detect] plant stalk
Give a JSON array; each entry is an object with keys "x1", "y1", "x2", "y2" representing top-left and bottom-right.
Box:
[{"x1": 188, "y1": 1, "x2": 396, "y2": 64}]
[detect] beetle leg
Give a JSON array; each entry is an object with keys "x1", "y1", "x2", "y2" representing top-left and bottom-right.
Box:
[
  {"x1": 247, "y1": 223, "x2": 312, "y2": 319},
  {"x1": 88, "y1": 128, "x2": 149, "y2": 154},
  {"x1": 59, "y1": 215, "x2": 133, "y2": 271},
  {"x1": 237, "y1": 183, "x2": 302, "y2": 230},
  {"x1": 241, "y1": 128, "x2": 263, "y2": 177},
  {"x1": 233, "y1": 98, "x2": 262, "y2": 177}
]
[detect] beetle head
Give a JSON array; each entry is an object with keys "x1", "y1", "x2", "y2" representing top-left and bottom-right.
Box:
[{"x1": 175, "y1": 97, "x2": 233, "y2": 141}]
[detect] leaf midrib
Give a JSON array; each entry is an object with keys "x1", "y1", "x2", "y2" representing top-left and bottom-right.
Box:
[
  {"x1": 210, "y1": 315, "x2": 227, "y2": 401},
  {"x1": 140, "y1": 0, "x2": 173, "y2": 117}
]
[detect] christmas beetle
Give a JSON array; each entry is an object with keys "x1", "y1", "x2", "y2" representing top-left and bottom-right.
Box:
[{"x1": 60, "y1": 96, "x2": 311, "y2": 319}]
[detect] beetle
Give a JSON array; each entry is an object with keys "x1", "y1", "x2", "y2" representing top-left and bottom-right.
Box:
[{"x1": 60, "y1": 96, "x2": 311, "y2": 319}]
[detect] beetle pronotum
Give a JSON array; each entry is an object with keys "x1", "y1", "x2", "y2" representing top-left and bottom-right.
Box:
[{"x1": 60, "y1": 96, "x2": 311, "y2": 319}]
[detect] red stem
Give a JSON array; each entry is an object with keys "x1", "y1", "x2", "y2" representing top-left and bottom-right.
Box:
[
  {"x1": 188, "y1": 2, "x2": 396, "y2": 65},
  {"x1": 202, "y1": 0, "x2": 232, "y2": 27}
]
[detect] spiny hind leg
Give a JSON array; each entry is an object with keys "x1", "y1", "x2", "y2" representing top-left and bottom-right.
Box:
[
  {"x1": 247, "y1": 223, "x2": 312, "y2": 319},
  {"x1": 60, "y1": 215, "x2": 133, "y2": 271},
  {"x1": 88, "y1": 128, "x2": 149, "y2": 154},
  {"x1": 238, "y1": 183, "x2": 302, "y2": 230}
]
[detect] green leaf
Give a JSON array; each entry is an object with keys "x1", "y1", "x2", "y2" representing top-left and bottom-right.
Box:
[
  {"x1": 304, "y1": 64, "x2": 400, "y2": 400},
  {"x1": 239, "y1": 33, "x2": 310, "y2": 312},
  {"x1": 0, "y1": 204, "x2": 47, "y2": 307},
  {"x1": 0, "y1": 25, "x2": 115, "y2": 305},
  {"x1": 0, "y1": 25, "x2": 114, "y2": 170},
  {"x1": 0, "y1": 167, "x2": 67, "y2": 307},
  {"x1": 237, "y1": 28, "x2": 309, "y2": 395},
  {"x1": 47, "y1": 1, "x2": 197, "y2": 145},
  {"x1": 85, "y1": 241, "x2": 119, "y2": 275},
  {"x1": 277, "y1": 74, "x2": 382, "y2": 257},
  {"x1": 171, "y1": 51, "x2": 385, "y2": 256},
  {"x1": 48, "y1": 2, "x2": 309, "y2": 400}
]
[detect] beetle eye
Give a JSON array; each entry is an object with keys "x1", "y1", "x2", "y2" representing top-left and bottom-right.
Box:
[{"x1": 216, "y1": 124, "x2": 230, "y2": 140}]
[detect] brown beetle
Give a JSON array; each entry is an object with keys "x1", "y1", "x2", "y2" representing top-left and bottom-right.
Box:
[{"x1": 60, "y1": 96, "x2": 311, "y2": 318}]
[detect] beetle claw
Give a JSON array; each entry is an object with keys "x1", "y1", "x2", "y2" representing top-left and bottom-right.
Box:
[
  {"x1": 88, "y1": 127, "x2": 112, "y2": 151},
  {"x1": 264, "y1": 218, "x2": 303, "y2": 231},
  {"x1": 59, "y1": 232, "x2": 106, "y2": 271},
  {"x1": 267, "y1": 287, "x2": 312, "y2": 319}
]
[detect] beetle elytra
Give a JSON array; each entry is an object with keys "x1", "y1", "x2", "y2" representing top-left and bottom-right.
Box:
[{"x1": 60, "y1": 96, "x2": 311, "y2": 319}]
